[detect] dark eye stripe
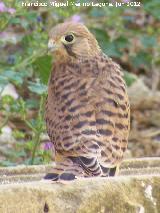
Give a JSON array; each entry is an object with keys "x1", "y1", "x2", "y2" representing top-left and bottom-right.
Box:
[{"x1": 63, "y1": 44, "x2": 76, "y2": 58}]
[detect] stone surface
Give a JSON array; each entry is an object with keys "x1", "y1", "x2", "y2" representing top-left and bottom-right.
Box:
[{"x1": 0, "y1": 158, "x2": 160, "y2": 213}]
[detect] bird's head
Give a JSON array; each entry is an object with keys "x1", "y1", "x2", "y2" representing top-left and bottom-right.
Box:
[{"x1": 48, "y1": 22, "x2": 101, "y2": 62}]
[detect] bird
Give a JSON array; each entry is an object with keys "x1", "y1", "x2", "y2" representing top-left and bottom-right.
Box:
[{"x1": 44, "y1": 22, "x2": 130, "y2": 181}]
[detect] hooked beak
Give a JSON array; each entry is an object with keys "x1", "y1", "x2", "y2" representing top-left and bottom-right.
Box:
[{"x1": 48, "y1": 39, "x2": 58, "y2": 53}]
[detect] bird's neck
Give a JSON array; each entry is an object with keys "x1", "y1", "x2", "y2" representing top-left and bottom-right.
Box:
[{"x1": 54, "y1": 49, "x2": 102, "y2": 65}]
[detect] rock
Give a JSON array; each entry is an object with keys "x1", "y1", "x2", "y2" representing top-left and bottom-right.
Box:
[
  {"x1": 128, "y1": 79, "x2": 160, "y2": 158},
  {"x1": 0, "y1": 158, "x2": 160, "y2": 213},
  {"x1": 0, "y1": 126, "x2": 13, "y2": 144},
  {"x1": 0, "y1": 126, "x2": 16, "y2": 161},
  {"x1": 128, "y1": 79, "x2": 160, "y2": 110},
  {"x1": 0, "y1": 83, "x2": 19, "y2": 100}
]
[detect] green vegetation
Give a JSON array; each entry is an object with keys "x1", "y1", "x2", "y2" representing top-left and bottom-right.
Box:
[{"x1": 0, "y1": 0, "x2": 160, "y2": 166}]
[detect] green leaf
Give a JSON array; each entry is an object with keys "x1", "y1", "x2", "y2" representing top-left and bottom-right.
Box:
[
  {"x1": 23, "y1": 11, "x2": 38, "y2": 22},
  {"x1": 24, "y1": 156, "x2": 43, "y2": 165},
  {"x1": 114, "y1": 36, "x2": 130, "y2": 49},
  {"x1": 90, "y1": 8, "x2": 106, "y2": 17},
  {"x1": 144, "y1": 0, "x2": 160, "y2": 20},
  {"x1": 1, "y1": 95, "x2": 15, "y2": 105},
  {"x1": 130, "y1": 51, "x2": 152, "y2": 68},
  {"x1": 9, "y1": 18, "x2": 21, "y2": 24},
  {"x1": 0, "y1": 75, "x2": 8, "y2": 87},
  {"x1": 103, "y1": 36, "x2": 130, "y2": 57},
  {"x1": 33, "y1": 55, "x2": 52, "y2": 84},
  {"x1": 26, "y1": 99, "x2": 39, "y2": 109},
  {"x1": 16, "y1": 151, "x2": 27, "y2": 158},
  {"x1": 3, "y1": 70, "x2": 24, "y2": 85},
  {"x1": 103, "y1": 42, "x2": 121, "y2": 57},
  {"x1": 90, "y1": 28, "x2": 109, "y2": 46},
  {"x1": 90, "y1": 28, "x2": 122, "y2": 57},
  {"x1": 22, "y1": 34, "x2": 34, "y2": 46},
  {"x1": 141, "y1": 35, "x2": 157, "y2": 48},
  {"x1": 13, "y1": 130, "x2": 25, "y2": 139},
  {"x1": 31, "y1": 156, "x2": 43, "y2": 165},
  {"x1": 28, "y1": 81, "x2": 47, "y2": 95},
  {"x1": 0, "y1": 160, "x2": 16, "y2": 167},
  {"x1": 123, "y1": 71, "x2": 137, "y2": 87},
  {"x1": 21, "y1": 19, "x2": 29, "y2": 29},
  {"x1": 25, "y1": 141, "x2": 34, "y2": 151}
]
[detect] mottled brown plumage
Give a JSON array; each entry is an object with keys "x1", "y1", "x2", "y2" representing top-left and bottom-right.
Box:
[{"x1": 45, "y1": 22, "x2": 130, "y2": 181}]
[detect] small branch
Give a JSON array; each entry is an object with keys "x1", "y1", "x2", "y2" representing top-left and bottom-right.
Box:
[
  {"x1": 13, "y1": 49, "x2": 47, "y2": 70},
  {"x1": 30, "y1": 95, "x2": 45, "y2": 165},
  {"x1": 0, "y1": 115, "x2": 10, "y2": 130},
  {"x1": 30, "y1": 131, "x2": 40, "y2": 165}
]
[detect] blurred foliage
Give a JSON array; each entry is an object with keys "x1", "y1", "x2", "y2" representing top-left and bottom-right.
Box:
[{"x1": 0, "y1": 0, "x2": 160, "y2": 166}]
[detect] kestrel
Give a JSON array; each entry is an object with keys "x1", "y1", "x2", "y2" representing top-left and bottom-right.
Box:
[{"x1": 44, "y1": 22, "x2": 130, "y2": 181}]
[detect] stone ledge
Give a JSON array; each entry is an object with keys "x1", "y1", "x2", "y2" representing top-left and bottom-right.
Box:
[
  {"x1": 0, "y1": 176, "x2": 159, "y2": 213},
  {"x1": 0, "y1": 157, "x2": 160, "y2": 184},
  {"x1": 0, "y1": 158, "x2": 160, "y2": 213}
]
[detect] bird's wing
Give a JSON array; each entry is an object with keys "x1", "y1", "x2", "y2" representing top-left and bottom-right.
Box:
[{"x1": 91, "y1": 56, "x2": 130, "y2": 167}]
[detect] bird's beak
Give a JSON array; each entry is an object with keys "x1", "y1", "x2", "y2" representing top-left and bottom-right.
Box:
[{"x1": 48, "y1": 39, "x2": 58, "y2": 53}]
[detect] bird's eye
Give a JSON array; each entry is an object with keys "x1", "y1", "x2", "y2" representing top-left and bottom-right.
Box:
[{"x1": 64, "y1": 34, "x2": 74, "y2": 42}]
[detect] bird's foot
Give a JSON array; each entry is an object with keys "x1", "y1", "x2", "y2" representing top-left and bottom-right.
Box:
[{"x1": 42, "y1": 172, "x2": 77, "y2": 184}]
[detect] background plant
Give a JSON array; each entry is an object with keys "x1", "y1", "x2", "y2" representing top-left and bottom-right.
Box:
[{"x1": 0, "y1": 0, "x2": 160, "y2": 166}]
